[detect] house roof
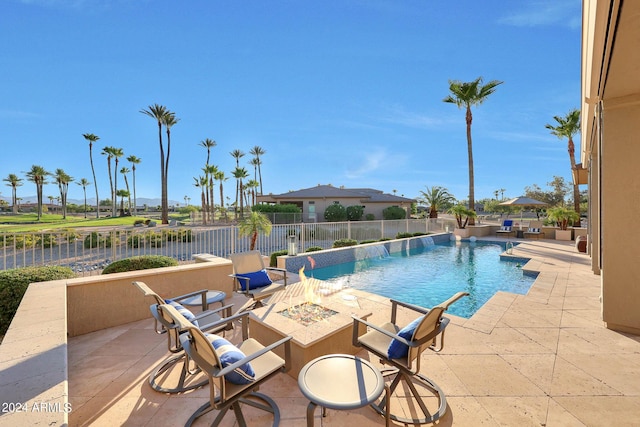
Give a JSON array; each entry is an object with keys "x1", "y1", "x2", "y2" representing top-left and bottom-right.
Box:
[{"x1": 263, "y1": 184, "x2": 415, "y2": 203}]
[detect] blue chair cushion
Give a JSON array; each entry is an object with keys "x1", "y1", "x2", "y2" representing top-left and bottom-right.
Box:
[
  {"x1": 165, "y1": 299, "x2": 199, "y2": 328},
  {"x1": 387, "y1": 316, "x2": 423, "y2": 359},
  {"x1": 500, "y1": 226, "x2": 512, "y2": 231},
  {"x1": 206, "y1": 333, "x2": 255, "y2": 385},
  {"x1": 503, "y1": 220, "x2": 513, "y2": 226},
  {"x1": 528, "y1": 227, "x2": 540, "y2": 232},
  {"x1": 237, "y1": 269, "x2": 273, "y2": 291}
]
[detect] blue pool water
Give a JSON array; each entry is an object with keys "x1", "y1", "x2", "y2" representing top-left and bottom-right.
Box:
[{"x1": 308, "y1": 241, "x2": 536, "y2": 318}]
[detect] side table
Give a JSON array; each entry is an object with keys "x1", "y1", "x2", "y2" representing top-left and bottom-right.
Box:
[
  {"x1": 298, "y1": 354, "x2": 389, "y2": 427},
  {"x1": 178, "y1": 290, "x2": 226, "y2": 310}
]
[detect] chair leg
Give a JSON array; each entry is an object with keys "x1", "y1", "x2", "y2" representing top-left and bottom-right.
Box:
[
  {"x1": 149, "y1": 353, "x2": 208, "y2": 394},
  {"x1": 371, "y1": 369, "x2": 448, "y2": 425},
  {"x1": 185, "y1": 392, "x2": 280, "y2": 427}
]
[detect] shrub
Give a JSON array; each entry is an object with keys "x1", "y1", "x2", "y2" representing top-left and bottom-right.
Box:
[
  {"x1": 269, "y1": 250, "x2": 288, "y2": 267},
  {"x1": 305, "y1": 246, "x2": 323, "y2": 252},
  {"x1": 0, "y1": 266, "x2": 76, "y2": 335},
  {"x1": 346, "y1": 205, "x2": 364, "y2": 221},
  {"x1": 166, "y1": 228, "x2": 193, "y2": 242},
  {"x1": 382, "y1": 206, "x2": 406, "y2": 220},
  {"x1": 324, "y1": 204, "x2": 347, "y2": 222},
  {"x1": 396, "y1": 232, "x2": 414, "y2": 239},
  {"x1": 102, "y1": 255, "x2": 178, "y2": 274},
  {"x1": 359, "y1": 240, "x2": 377, "y2": 244},
  {"x1": 365, "y1": 213, "x2": 375, "y2": 221},
  {"x1": 333, "y1": 238, "x2": 358, "y2": 248},
  {"x1": 84, "y1": 232, "x2": 111, "y2": 248}
]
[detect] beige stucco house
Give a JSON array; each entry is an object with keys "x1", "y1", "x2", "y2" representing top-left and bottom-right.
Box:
[
  {"x1": 256, "y1": 184, "x2": 415, "y2": 222},
  {"x1": 581, "y1": 0, "x2": 640, "y2": 335}
]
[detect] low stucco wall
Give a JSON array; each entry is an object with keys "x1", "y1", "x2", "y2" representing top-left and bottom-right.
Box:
[
  {"x1": 0, "y1": 258, "x2": 233, "y2": 426},
  {"x1": 67, "y1": 258, "x2": 234, "y2": 337}
]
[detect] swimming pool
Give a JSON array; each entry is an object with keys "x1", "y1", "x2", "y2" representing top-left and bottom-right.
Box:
[{"x1": 307, "y1": 241, "x2": 536, "y2": 318}]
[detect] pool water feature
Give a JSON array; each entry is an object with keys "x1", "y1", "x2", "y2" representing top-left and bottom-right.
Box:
[{"x1": 307, "y1": 241, "x2": 536, "y2": 318}]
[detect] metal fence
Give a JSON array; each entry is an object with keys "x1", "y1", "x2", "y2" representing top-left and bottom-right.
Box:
[{"x1": 0, "y1": 218, "x2": 455, "y2": 276}]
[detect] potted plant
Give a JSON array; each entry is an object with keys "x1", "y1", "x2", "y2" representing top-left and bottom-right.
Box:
[
  {"x1": 547, "y1": 206, "x2": 580, "y2": 241},
  {"x1": 449, "y1": 204, "x2": 477, "y2": 238}
]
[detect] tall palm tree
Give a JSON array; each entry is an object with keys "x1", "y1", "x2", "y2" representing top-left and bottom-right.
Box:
[
  {"x1": 238, "y1": 211, "x2": 272, "y2": 251},
  {"x1": 25, "y1": 165, "x2": 48, "y2": 220},
  {"x1": 200, "y1": 138, "x2": 217, "y2": 166},
  {"x1": 230, "y1": 149, "x2": 245, "y2": 216},
  {"x1": 53, "y1": 168, "x2": 73, "y2": 219},
  {"x1": 112, "y1": 147, "x2": 124, "y2": 216},
  {"x1": 193, "y1": 176, "x2": 208, "y2": 225},
  {"x1": 162, "y1": 111, "x2": 179, "y2": 224},
  {"x1": 246, "y1": 179, "x2": 259, "y2": 206},
  {"x1": 77, "y1": 178, "x2": 91, "y2": 218},
  {"x1": 214, "y1": 170, "x2": 227, "y2": 221},
  {"x1": 3, "y1": 173, "x2": 23, "y2": 214},
  {"x1": 232, "y1": 167, "x2": 249, "y2": 220},
  {"x1": 141, "y1": 104, "x2": 177, "y2": 225},
  {"x1": 419, "y1": 186, "x2": 455, "y2": 218},
  {"x1": 545, "y1": 109, "x2": 581, "y2": 214},
  {"x1": 443, "y1": 76, "x2": 503, "y2": 225},
  {"x1": 203, "y1": 164, "x2": 218, "y2": 223},
  {"x1": 127, "y1": 155, "x2": 141, "y2": 215},
  {"x1": 249, "y1": 146, "x2": 266, "y2": 194},
  {"x1": 83, "y1": 133, "x2": 100, "y2": 218},
  {"x1": 120, "y1": 166, "x2": 132, "y2": 215},
  {"x1": 101, "y1": 146, "x2": 116, "y2": 216}
]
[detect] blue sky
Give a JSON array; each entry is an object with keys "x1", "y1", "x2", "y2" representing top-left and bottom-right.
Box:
[{"x1": 1, "y1": 0, "x2": 581, "y2": 206}]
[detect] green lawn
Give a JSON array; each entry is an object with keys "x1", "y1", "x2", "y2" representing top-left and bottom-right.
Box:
[{"x1": 0, "y1": 214, "x2": 155, "y2": 232}]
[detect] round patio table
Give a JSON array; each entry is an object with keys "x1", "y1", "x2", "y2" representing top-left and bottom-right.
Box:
[
  {"x1": 298, "y1": 354, "x2": 389, "y2": 427},
  {"x1": 178, "y1": 290, "x2": 226, "y2": 309}
]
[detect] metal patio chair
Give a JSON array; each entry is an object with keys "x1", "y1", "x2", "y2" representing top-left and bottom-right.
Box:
[{"x1": 229, "y1": 250, "x2": 289, "y2": 310}]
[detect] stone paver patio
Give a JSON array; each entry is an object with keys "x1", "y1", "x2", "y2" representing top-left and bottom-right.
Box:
[{"x1": 68, "y1": 239, "x2": 640, "y2": 426}]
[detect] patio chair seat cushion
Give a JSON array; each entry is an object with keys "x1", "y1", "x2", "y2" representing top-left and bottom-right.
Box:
[
  {"x1": 237, "y1": 269, "x2": 273, "y2": 291},
  {"x1": 500, "y1": 226, "x2": 512, "y2": 231},
  {"x1": 165, "y1": 299, "x2": 199, "y2": 327},
  {"x1": 528, "y1": 227, "x2": 540, "y2": 232},
  {"x1": 388, "y1": 316, "x2": 423, "y2": 359},
  {"x1": 206, "y1": 334, "x2": 255, "y2": 385}
]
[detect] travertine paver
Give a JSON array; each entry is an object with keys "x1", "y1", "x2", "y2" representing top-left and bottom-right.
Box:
[{"x1": 67, "y1": 238, "x2": 640, "y2": 426}]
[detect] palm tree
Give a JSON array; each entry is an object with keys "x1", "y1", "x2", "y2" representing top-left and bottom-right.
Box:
[
  {"x1": 116, "y1": 189, "x2": 130, "y2": 217},
  {"x1": 546, "y1": 109, "x2": 581, "y2": 214},
  {"x1": 120, "y1": 166, "x2": 132, "y2": 215},
  {"x1": 232, "y1": 167, "x2": 249, "y2": 220},
  {"x1": 443, "y1": 76, "x2": 503, "y2": 225},
  {"x1": 193, "y1": 176, "x2": 208, "y2": 225},
  {"x1": 250, "y1": 145, "x2": 266, "y2": 194},
  {"x1": 3, "y1": 173, "x2": 23, "y2": 214},
  {"x1": 77, "y1": 178, "x2": 91, "y2": 218},
  {"x1": 214, "y1": 170, "x2": 227, "y2": 221},
  {"x1": 25, "y1": 165, "x2": 48, "y2": 220},
  {"x1": 203, "y1": 164, "x2": 218, "y2": 223},
  {"x1": 200, "y1": 138, "x2": 217, "y2": 166},
  {"x1": 53, "y1": 168, "x2": 73, "y2": 219},
  {"x1": 238, "y1": 211, "x2": 272, "y2": 251},
  {"x1": 230, "y1": 149, "x2": 245, "y2": 215},
  {"x1": 419, "y1": 186, "x2": 455, "y2": 218},
  {"x1": 246, "y1": 179, "x2": 259, "y2": 206},
  {"x1": 83, "y1": 133, "x2": 100, "y2": 218},
  {"x1": 140, "y1": 104, "x2": 178, "y2": 225},
  {"x1": 112, "y1": 147, "x2": 124, "y2": 216},
  {"x1": 101, "y1": 146, "x2": 116, "y2": 216},
  {"x1": 127, "y1": 155, "x2": 141, "y2": 215}
]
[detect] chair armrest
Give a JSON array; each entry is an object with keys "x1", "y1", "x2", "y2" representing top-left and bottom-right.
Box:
[
  {"x1": 352, "y1": 315, "x2": 449, "y2": 349},
  {"x1": 266, "y1": 267, "x2": 288, "y2": 286},
  {"x1": 229, "y1": 274, "x2": 252, "y2": 295},
  {"x1": 215, "y1": 335, "x2": 293, "y2": 378},
  {"x1": 194, "y1": 303, "x2": 234, "y2": 324}
]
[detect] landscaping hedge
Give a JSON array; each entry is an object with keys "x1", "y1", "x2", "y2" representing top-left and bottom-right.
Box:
[
  {"x1": 0, "y1": 266, "x2": 76, "y2": 336},
  {"x1": 102, "y1": 255, "x2": 178, "y2": 274}
]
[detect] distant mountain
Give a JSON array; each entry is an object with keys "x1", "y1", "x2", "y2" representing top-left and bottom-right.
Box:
[{"x1": 0, "y1": 195, "x2": 181, "y2": 207}]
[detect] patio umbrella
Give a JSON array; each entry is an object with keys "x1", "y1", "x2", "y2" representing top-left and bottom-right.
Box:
[{"x1": 499, "y1": 196, "x2": 547, "y2": 228}]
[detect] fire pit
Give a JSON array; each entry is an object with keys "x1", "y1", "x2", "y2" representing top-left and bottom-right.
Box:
[
  {"x1": 278, "y1": 303, "x2": 338, "y2": 327},
  {"x1": 249, "y1": 277, "x2": 371, "y2": 378}
]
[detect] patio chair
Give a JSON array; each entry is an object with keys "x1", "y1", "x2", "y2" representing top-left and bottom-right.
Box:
[
  {"x1": 160, "y1": 303, "x2": 292, "y2": 426},
  {"x1": 496, "y1": 219, "x2": 515, "y2": 238},
  {"x1": 229, "y1": 250, "x2": 289, "y2": 310},
  {"x1": 132, "y1": 281, "x2": 234, "y2": 393},
  {"x1": 523, "y1": 220, "x2": 545, "y2": 239},
  {"x1": 352, "y1": 291, "x2": 468, "y2": 425}
]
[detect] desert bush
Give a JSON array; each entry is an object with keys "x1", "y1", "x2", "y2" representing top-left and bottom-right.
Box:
[
  {"x1": 383, "y1": 206, "x2": 407, "y2": 220},
  {"x1": 346, "y1": 205, "x2": 364, "y2": 221},
  {"x1": 102, "y1": 255, "x2": 178, "y2": 274},
  {"x1": 324, "y1": 204, "x2": 347, "y2": 222},
  {"x1": 305, "y1": 246, "x2": 323, "y2": 252},
  {"x1": 166, "y1": 228, "x2": 193, "y2": 242},
  {"x1": 84, "y1": 232, "x2": 111, "y2": 248},
  {"x1": 269, "y1": 250, "x2": 288, "y2": 267},
  {"x1": 365, "y1": 213, "x2": 375, "y2": 221},
  {"x1": 333, "y1": 238, "x2": 358, "y2": 248},
  {"x1": 0, "y1": 266, "x2": 76, "y2": 335}
]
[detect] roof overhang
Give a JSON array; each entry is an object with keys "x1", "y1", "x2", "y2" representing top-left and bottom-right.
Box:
[{"x1": 572, "y1": 164, "x2": 589, "y2": 185}]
